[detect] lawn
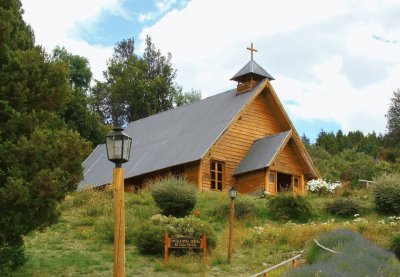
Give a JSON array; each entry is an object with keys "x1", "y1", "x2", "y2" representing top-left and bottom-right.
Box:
[{"x1": 14, "y1": 186, "x2": 400, "y2": 276}]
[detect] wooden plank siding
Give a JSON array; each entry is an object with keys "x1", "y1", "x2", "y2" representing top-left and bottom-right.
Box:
[
  {"x1": 124, "y1": 162, "x2": 200, "y2": 191},
  {"x1": 269, "y1": 139, "x2": 310, "y2": 194},
  {"x1": 183, "y1": 163, "x2": 199, "y2": 185},
  {"x1": 236, "y1": 170, "x2": 265, "y2": 194},
  {"x1": 200, "y1": 88, "x2": 289, "y2": 191},
  {"x1": 270, "y1": 140, "x2": 305, "y2": 176}
]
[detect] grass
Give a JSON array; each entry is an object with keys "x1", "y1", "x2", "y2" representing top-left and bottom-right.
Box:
[{"x1": 14, "y1": 186, "x2": 400, "y2": 276}]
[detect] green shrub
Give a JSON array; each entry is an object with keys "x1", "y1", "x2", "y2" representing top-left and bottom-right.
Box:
[
  {"x1": 391, "y1": 234, "x2": 400, "y2": 259},
  {"x1": 150, "y1": 177, "x2": 197, "y2": 217},
  {"x1": 0, "y1": 238, "x2": 26, "y2": 275},
  {"x1": 266, "y1": 193, "x2": 312, "y2": 222},
  {"x1": 325, "y1": 198, "x2": 360, "y2": 218},
  {"x1": 133, "y1": 222, "x2": 165, "y2": 255},
  {"x1": 212, "y1": 196, "x2": 257, "y2": 219},
  {"x1": 126, "y1": 192, "x2": 159, "y2": 220},
  {"x1": 133, "y1": 214, "x2": 217, "y2": 255},
  {"x1": 151, "y1": 214, "x2": 217, "y2": 249},
  {"x1": 374, "y1": 174, "x2": 400, "y2": 214}
]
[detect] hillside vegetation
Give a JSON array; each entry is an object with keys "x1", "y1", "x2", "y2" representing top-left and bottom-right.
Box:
[{"x1": 14, "y1": 182, "x2": 400, "y2": 276}]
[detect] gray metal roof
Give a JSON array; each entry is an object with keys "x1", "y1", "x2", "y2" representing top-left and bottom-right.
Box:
[
  {"x1": 233, "y1": 131, "x2": 291, "y2": 176},
  {"x1": 231, "y1": 60, "x2": 275, "y2": 81},
  {"x1": 78, "y1": 81, "x2": 265, "y2": 189}
]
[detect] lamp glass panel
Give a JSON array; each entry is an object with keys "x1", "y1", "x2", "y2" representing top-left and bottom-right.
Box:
[
  {"x1": 106, "y1": 135, "x2": 123, "y2": 160},
  {"x1": 229, "y1": 187, "x2": 237, "y2": 199},
  {"x1": 106, "y1": 136, "x2": 114, "y2": 160},
  {"x1": 122, "y1": 137, "x2": 132, "y2": 161}
]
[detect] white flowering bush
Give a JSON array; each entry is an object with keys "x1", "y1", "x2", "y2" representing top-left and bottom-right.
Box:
[{"x1": 307, "y1": 179, "x2": 342, "y2": 194}]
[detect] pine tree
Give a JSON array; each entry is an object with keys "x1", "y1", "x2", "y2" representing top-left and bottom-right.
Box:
[
  {"x1": 386, "y1": 89, "x2": 400, "y2": 147},
  {"x1": 91, "y1": 36, "x2": 201, "y2": 125},
  {"x1": 0, "y1": 1, "x2": 91, "y2": 272}
]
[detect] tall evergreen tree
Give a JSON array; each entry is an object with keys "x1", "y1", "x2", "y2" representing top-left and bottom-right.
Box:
[
  {"x1": 91, "y1": 36, "x2": 201, "y2": 125},
  {"x1": 0, "y1": 1, "x2": 90, "y2": 272},
  {"x1": 52, "y1": 46, "x2": 108, "y2": 146},
  {"x1": 386, "y1": 89, "x2": 400, "y2": 147}
]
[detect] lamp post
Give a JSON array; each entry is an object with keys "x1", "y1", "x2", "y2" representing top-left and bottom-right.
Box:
[
  {"x1": 228, "y1": 186, "x2": 237, "y2": 263},
  {"x1": 105, "y1": 126, "x2": 132, "y2": 277}
]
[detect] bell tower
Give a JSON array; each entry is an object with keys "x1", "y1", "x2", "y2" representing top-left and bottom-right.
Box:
[{"x1": 230, "y1": 43, "x2": 274, "y2": 94}]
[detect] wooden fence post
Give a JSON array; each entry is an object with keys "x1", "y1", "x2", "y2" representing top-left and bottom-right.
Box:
[
  {"x1": 291, "y1": 258, "x2": 297, "y2": 268},
  {"x1": 202, "y1": 233, "x2": 207, "y2": 262},
  {"x1": 164, "y1": 232, "x2": 169, "y2": 264}
]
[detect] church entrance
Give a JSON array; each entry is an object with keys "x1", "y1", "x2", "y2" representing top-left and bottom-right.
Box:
[{"x1": 277, "y1": 172, "x2": 292, "y2": 192}]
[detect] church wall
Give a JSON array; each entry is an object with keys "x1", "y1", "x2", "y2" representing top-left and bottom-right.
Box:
[
  {"x1": 184, "y1": 162, "x2": 199, "y2": 185},
  {"x1": 236, "y1": 170, "x2": 265, "y2": 194},
  {"x1": 124, "y1": 162, "x2": 199, "y2": 191},
  {"x1": 201, "y1": 89, "x2": 287, "y2": 191},
  {"x1": 269, "y1": 139, "x2": 305, "y2": 176}
]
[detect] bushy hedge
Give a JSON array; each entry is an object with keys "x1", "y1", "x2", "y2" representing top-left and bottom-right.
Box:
[
  {"x1": 374, "y1": 174, "x2": 400, "y2": 215},
  {"x1": 266, "y1": 193, "x2": 312, "y2": 223},
  {"x1": 133, "y1": 214, "x2": 217, "y2": 255},
  {"x1": 325, "y1": 198, "x2": 360, "y2": 218},
  {"x1": 284, "y1": 229, "x2": 400, "y2": 276},
  {"x1": 133, "y1": 222, "x2": 165, "y2": 255},
  {"x1": 150, "y1": 177, "x2": 197, "y2": 217},
  {"x1": 212, "y1": 196, "x2": 257, "y2": 219}
]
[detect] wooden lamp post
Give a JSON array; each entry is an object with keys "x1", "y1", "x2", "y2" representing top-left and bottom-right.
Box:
[
  {"x1": 105, "y1": 126, "x2": 132, "y2": 277},
  {"x1": 228, "y1": 186, "x2": 237, "y2": 263}
]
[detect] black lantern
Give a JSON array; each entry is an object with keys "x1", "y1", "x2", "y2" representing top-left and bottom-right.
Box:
[
  {"x1": 105, "y1": 126, "x2": 132, "y2": 167},
  {"x1": 229, "y1": 186, "x2": 237, "y2": 200}
]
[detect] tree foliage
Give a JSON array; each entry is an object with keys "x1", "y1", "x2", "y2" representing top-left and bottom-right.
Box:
[
  {"x1": 386, "y1": 89, "x2": 400, "y2": 147},
  {"x1": 316, "y1": 129, "x2": 382, "y2": 158},
  {"x1": 310, "y1": 128, "x2": 396, "y2": 185},
  {"x1": 90, "y1": 36, "x2": 201, "y2": 125},
  {"x1": 0, "y1": 0, "x2": 91, "y2": 271},
  {"x1": 52, "y1": 46, "x2": 92, "y2": 91},
  {"x1": 51, "y1": 46, "x2": 108, "y2": 146},
  {"x1": 0, "y1": 0, "x2": 33, "y2": 66}
]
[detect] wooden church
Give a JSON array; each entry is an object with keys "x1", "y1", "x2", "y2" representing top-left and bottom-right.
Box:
[{"x1": 79, "y1": 44, "x2": 319, "y2": 195}]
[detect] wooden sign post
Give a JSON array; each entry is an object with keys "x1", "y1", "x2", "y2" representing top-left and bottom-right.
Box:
[{"x1": 164, "y1": 233, "x2": 207, "y2": 263}]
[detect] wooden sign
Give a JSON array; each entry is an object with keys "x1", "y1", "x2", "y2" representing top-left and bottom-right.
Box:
[
  {"x1": 170, "y1": 237, "x2": 202, "y2": 249},
  {"x1": 164, "y1": 232, "x2": 207, "y2": 263}
]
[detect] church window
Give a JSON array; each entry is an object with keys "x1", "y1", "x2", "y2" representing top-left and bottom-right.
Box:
[{"x1": 210, "y1": 160, "x2": 224, "y2": 191}]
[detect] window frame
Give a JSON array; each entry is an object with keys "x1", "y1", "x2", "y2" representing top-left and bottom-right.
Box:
[
  {"x1": 293, "y1": 176, "x2": 300, "y2": 188},
  {"x1": 210, "y1": 160, "x2": 224, "y2": 191}
]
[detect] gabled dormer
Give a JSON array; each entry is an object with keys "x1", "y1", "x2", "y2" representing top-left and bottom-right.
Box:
[{"x1": 231, "y1": 43, "x2": 274, "y2": 94}]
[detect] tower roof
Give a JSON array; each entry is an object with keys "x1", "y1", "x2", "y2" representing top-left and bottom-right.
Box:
[{"x1": 230, "y1": 59, "x2": 275, "y2": 82}]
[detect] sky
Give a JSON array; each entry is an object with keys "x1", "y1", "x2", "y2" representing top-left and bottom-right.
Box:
[{"x1": 21, "y1": 0, "x2": 400, "y2": 141}]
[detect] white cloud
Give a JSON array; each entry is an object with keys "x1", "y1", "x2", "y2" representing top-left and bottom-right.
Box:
[
  {"x1": 275, "y1": 57, "x2": 399, "y2": 134},
  {"x1": 139, "y1": 0, "x2": 400, "y2": 134},
  {"x1": 345, "y1": 24, "x2": 400, "y2": 63},
  {"x1": 138, "y1": 0, "x2": 349, "y2": 93},
  {"x1": 19, "y1": 0, "x2": 400, "y2": 136},
  {"x1": 21, "y1": 0, "x2": 121, "y2": 80}
]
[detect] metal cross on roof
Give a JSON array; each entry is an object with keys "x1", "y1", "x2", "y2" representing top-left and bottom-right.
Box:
[{"x1": 247, "y1": 43, "x2": 258, "y2": 60}]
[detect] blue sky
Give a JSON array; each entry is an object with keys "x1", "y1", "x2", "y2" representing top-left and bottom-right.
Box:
[
  {"x1": 75, "y1": 0, "x2": 189, "y2": 47},
  {"x1": 21, "y1": 0, "x2": 400, "y2": 142}
]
